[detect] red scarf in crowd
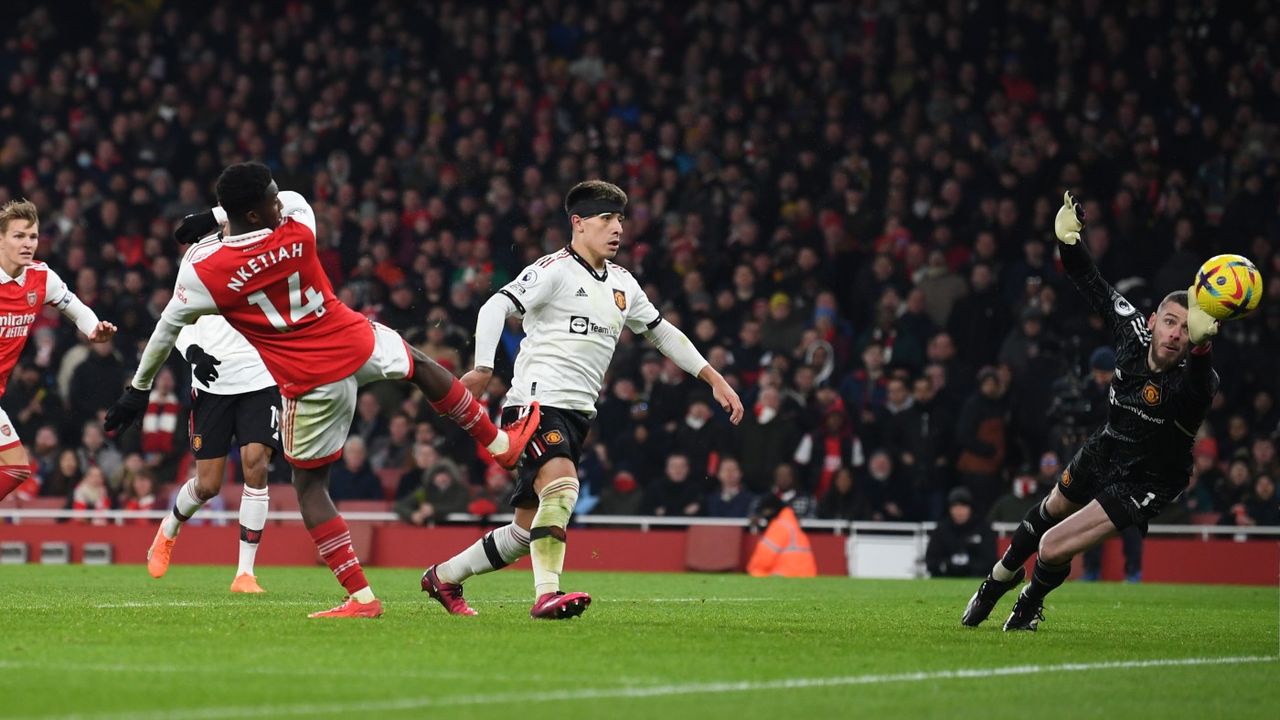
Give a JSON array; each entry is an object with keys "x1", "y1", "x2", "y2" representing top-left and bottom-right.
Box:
[{"x1": 141, "y1": 390, "x2": 179, "y2": 454}]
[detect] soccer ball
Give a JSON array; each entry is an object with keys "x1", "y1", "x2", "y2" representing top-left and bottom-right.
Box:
[{"x1": 1193, "y1": 254, "x2": 1263, "y2": 320}]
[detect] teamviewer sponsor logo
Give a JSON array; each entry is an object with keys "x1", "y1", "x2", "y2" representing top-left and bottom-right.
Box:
[{"x1": 569, "y1": 316, "x2": 589, "y2": 334}]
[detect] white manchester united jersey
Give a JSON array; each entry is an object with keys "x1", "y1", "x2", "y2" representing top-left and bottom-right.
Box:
[
  {"x1": 501, "y1": 247, "x2": 660, "y2": 415},
  {"x1": 175, "y1": 311, "x2": 276, "y2": 396}
]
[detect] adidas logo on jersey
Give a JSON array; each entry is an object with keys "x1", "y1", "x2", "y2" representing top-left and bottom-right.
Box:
[{"x1": 575, "y1": 287, "x2": 588, "y2": 298}]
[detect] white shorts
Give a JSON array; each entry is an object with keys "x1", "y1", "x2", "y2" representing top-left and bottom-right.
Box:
[
  {"x1": 0, "y1": 407, "x2": 19, "y2": 452},
  {"x1": 281, "y1": 322, "x2": 413, "y2": 468}
]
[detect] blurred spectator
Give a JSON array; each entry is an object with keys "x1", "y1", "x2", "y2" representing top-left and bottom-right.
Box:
[
  {"x1": 863, "y1": 450, "x2": 908, "y2": 522},
  {"x1": 887, "y1": 374, "x2": 954, "y2": 520},
  {"x1": 771, "y1": 463, "x2": 816, "y2": 519},
  {"x1": 1250, "y1": 437, "x2": 1279, "y2": 480},
  {"x1": 30, "y1": 426, "x2": 61, "y2": 486},
  {"x1": 1184, "y1": 439, "x2": 1224, "y2": 517},
  {"x1": 68, "y1": 341, "x2": 125, "y2": 423},
  {"x1": 925, "y1": 488, "x2": 994, "y2": 578},
  {"x1": 794, "y1": 407, "x2": 864, "y2": 500},
  {"x1": 329, "y1": 437, "x2": 381, "y2": 501},
  {"x1": 77, "y1": 422, "x2": 123, "y2": 483},
  {"x1": 370, "y1": 414, "x2": 414, "y2": 472},
  {"x1": 395, "y1": 467, "x2": 470, "y2": 525},
  {"x1": 396, "y1": 442, "x2": 463, "y2": 501},
  {"x1": 704, "y1": 457, "x2": 756, "y2": 519},
  {"x1": 121, "y1": 470, "x2": 159, "y2": 526},
  {"x1": 41, "y1": 449, "x2": 82, "y2": 498},
  {"x1": 669, "y1": 399, "x2": 728, "y2": 484},
  {"x1": 737, "y1": 386, "x2": 800, "y2": 493},
  {"x1": 954, "y1": 368, "x2": 1008, "y2": 515},
  {"x1": 595, "y1": 470, "x2": 644, "y2": 516},
  {"x1": 350, "y1": 393, "x2": 387, "y2": 446},
  {"x1": 1213, "y1": 459, "x2": 1254, "y2": 516},
  {"x1": 1241, "y1": 476, "x2": 1279, "y2": 526},
  {"x1": 70, "y1": 466, "x2": 112, "y2": 525},
  {"x1": 642, "y1": 454, "x2": 702, "y2": 517},
  {"x1": 987, "y1": 471, "x2": 1047, "y2": 525},
  {"x1": 816, "y1": 466, "x2": 870, "y2": 521}
]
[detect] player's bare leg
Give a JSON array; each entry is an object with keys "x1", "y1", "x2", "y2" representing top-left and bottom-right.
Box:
[
  {"x1": 405, "y1": 346, "x2": 540, "y2": 469},
  {"x1": 294, "y1": 464, "x2": 381, "y2": 618},
  {"x1": 148, "y1": 456, "x2": 227, "y2": 579},
  {"x1": 1004, "y1": 500, "x2": 1117, "y2": 632},
  {"x1": 0, "y1": 444, "x2": 33, "y2": 503},
  {"x1": 231, "y1": 442, "x2": 271, "y2": 593},
  {"x1": 963, "y1": 486, "x2": 1084, "y2": 626},
  {"x1": 525, "y1": 458, "x2": 590, "y2": 619}
]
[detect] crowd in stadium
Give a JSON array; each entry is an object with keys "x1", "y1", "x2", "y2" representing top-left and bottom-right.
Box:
[{"x1": 1, "y1": 0, "x2": 1277, "y2": 527}]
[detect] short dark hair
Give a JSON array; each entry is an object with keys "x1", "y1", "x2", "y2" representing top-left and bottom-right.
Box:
[
  {"x1": 215, "y1": 162, "x2": 274, "y2": 216},
  {"x1": 1160, "y1": 290, "x2": 1189, "y2": 311},
  {"x1": 563, "y1": 179, "x2": 627, "y2": 216}
]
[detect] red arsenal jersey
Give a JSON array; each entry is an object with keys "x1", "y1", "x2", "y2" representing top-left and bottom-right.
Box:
[
  {"x1": 161, "y1": 192, "x2": 375, "y2": 398},
  {"x1": 0, "y1": 262, "x2": 49, "y2": 398}
]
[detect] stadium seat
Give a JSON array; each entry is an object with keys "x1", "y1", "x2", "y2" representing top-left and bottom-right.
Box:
[
  {"x1": 219, "y1": 481, "x2": 242, "y2": 511},
  {"x1": 684, "y1": 525, "x2": 744, "y2": 572},
  {"x1": 1190, "y1": 512, "x2": 1222, "y2": 526},
  {"x1": 335, "y1": 499, "x2": 393, "y2": 517},
  {"x1": 269, "y1": 484, "x2": 300, "y2": 523},
  {"x1": 17, "y1": 497, "x2": 66, "y2": 525},
  {"x1": 375, "y1": 468, "x2": 403, "y2": 501}
]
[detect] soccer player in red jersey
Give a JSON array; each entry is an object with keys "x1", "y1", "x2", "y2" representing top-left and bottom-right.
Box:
[
  {"x1": 106, "y1": 163, "x2": 540, "y2": 618},
  {"x1": 0, "y1": 199, "x2": 117, "y2": 503}
]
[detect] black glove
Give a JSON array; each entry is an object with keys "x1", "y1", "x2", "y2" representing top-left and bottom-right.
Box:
[
  {"x1": 185, "y1": 344, "x2": 221, "y2": 386},
  {"x1": 104, "y1": 386, "x2": 150, "y2": 434},
  {"x1": 174, "y1": 210, "x2": 219, "y2": 245}
]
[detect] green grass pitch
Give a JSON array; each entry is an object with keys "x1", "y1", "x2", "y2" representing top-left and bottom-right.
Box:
[{"x1": 0, "y1": 565, "x2": 1275, "y2": 719}]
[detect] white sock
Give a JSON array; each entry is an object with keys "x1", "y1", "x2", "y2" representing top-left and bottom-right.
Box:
[
  {"x1": 436, "y1": 523, "x2": 531, "y2": 585},
  {"x1": 237, "y1": 486, "x2": 269, "y2": 576},
  {"x1": 486, "y1": 431, "x2": 510, "y2": 456},
  {"x1": 992, "y1": 561, "x2": 1016, "y2": 582},
  {"x1": 161, "y1": 479, "x2": 206, "y2": 539},
  {"x1": 352, "y1": 586, "x2": 376, "y2": 603}
]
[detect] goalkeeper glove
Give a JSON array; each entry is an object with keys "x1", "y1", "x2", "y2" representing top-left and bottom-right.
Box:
[
  {"x1": 1054, "y1": 191, "x2": 1084, "y2": 245},
  {"x1": 1186, "y1": 288, "x2": 1219, "y2": 345},
  {"x1": 185, "y1": 344, "x2": 222, "y2": 385}
]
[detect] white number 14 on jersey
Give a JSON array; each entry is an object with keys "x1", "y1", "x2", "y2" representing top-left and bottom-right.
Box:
[{"x1": 247, "y1": 271, "x2": 326, "y2": 330}]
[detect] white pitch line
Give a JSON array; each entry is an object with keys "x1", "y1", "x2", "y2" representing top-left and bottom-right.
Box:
[{"x1": 15, "y1": 655, "x2": 1275, "y2": 720}]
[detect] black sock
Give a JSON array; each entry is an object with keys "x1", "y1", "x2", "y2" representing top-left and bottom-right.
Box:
[
  {"x1": 1023, "y1": 558, "x2": 1072, "y2": 602},
  {"x1": 997, "y1": 498, "x2": 1061, "y2": 576}
]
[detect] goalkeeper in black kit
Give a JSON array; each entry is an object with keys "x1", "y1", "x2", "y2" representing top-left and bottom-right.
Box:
[{"x1": 961, "y1": 192, "x2": 1220, "y2": 631}]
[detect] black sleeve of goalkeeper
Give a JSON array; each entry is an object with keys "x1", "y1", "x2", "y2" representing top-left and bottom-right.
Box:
[{"x1": 1059, "y1": 237, "x2": 1141, "y2": 338}]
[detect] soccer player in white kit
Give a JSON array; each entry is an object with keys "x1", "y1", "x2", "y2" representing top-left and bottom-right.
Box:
[
  {"x1": 140, "y1": 224, "x2": 282, "y2": 593},
  {"x1": 422, "y1": 180, "x2": 745, "y2": 619}
]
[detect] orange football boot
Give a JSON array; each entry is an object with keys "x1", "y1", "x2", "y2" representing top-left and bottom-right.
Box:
[
  {"x1": 146, "y1": 527, "x2": 175, "y2": 579},
  {"x1": 230, "y1": 574, "x2": 265, "y2": 593},
  {"x1": 308, "y1": 597, "x2": 383, "y2": 619}
]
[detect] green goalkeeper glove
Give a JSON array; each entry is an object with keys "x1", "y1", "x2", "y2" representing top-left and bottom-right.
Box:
[
  {"x1": 1186, "y1": 288, "x2": 1219, "y2": 345},
  {"x1": 1054, "y1": 191, "x2": 1083, "y2": 245}
]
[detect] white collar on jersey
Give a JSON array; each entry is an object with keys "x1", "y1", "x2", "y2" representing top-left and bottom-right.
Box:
[
  {"x1": 0, "y1": 265, "x2": 27, "y2": 285},
  {"x1": 221, "y1": 227, "x2": 274, "y2": 247}
]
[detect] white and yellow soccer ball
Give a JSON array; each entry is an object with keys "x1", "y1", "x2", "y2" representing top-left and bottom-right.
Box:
[{"x1": 1193, "y1": 254, "x2": 1263, "y2": 321}]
